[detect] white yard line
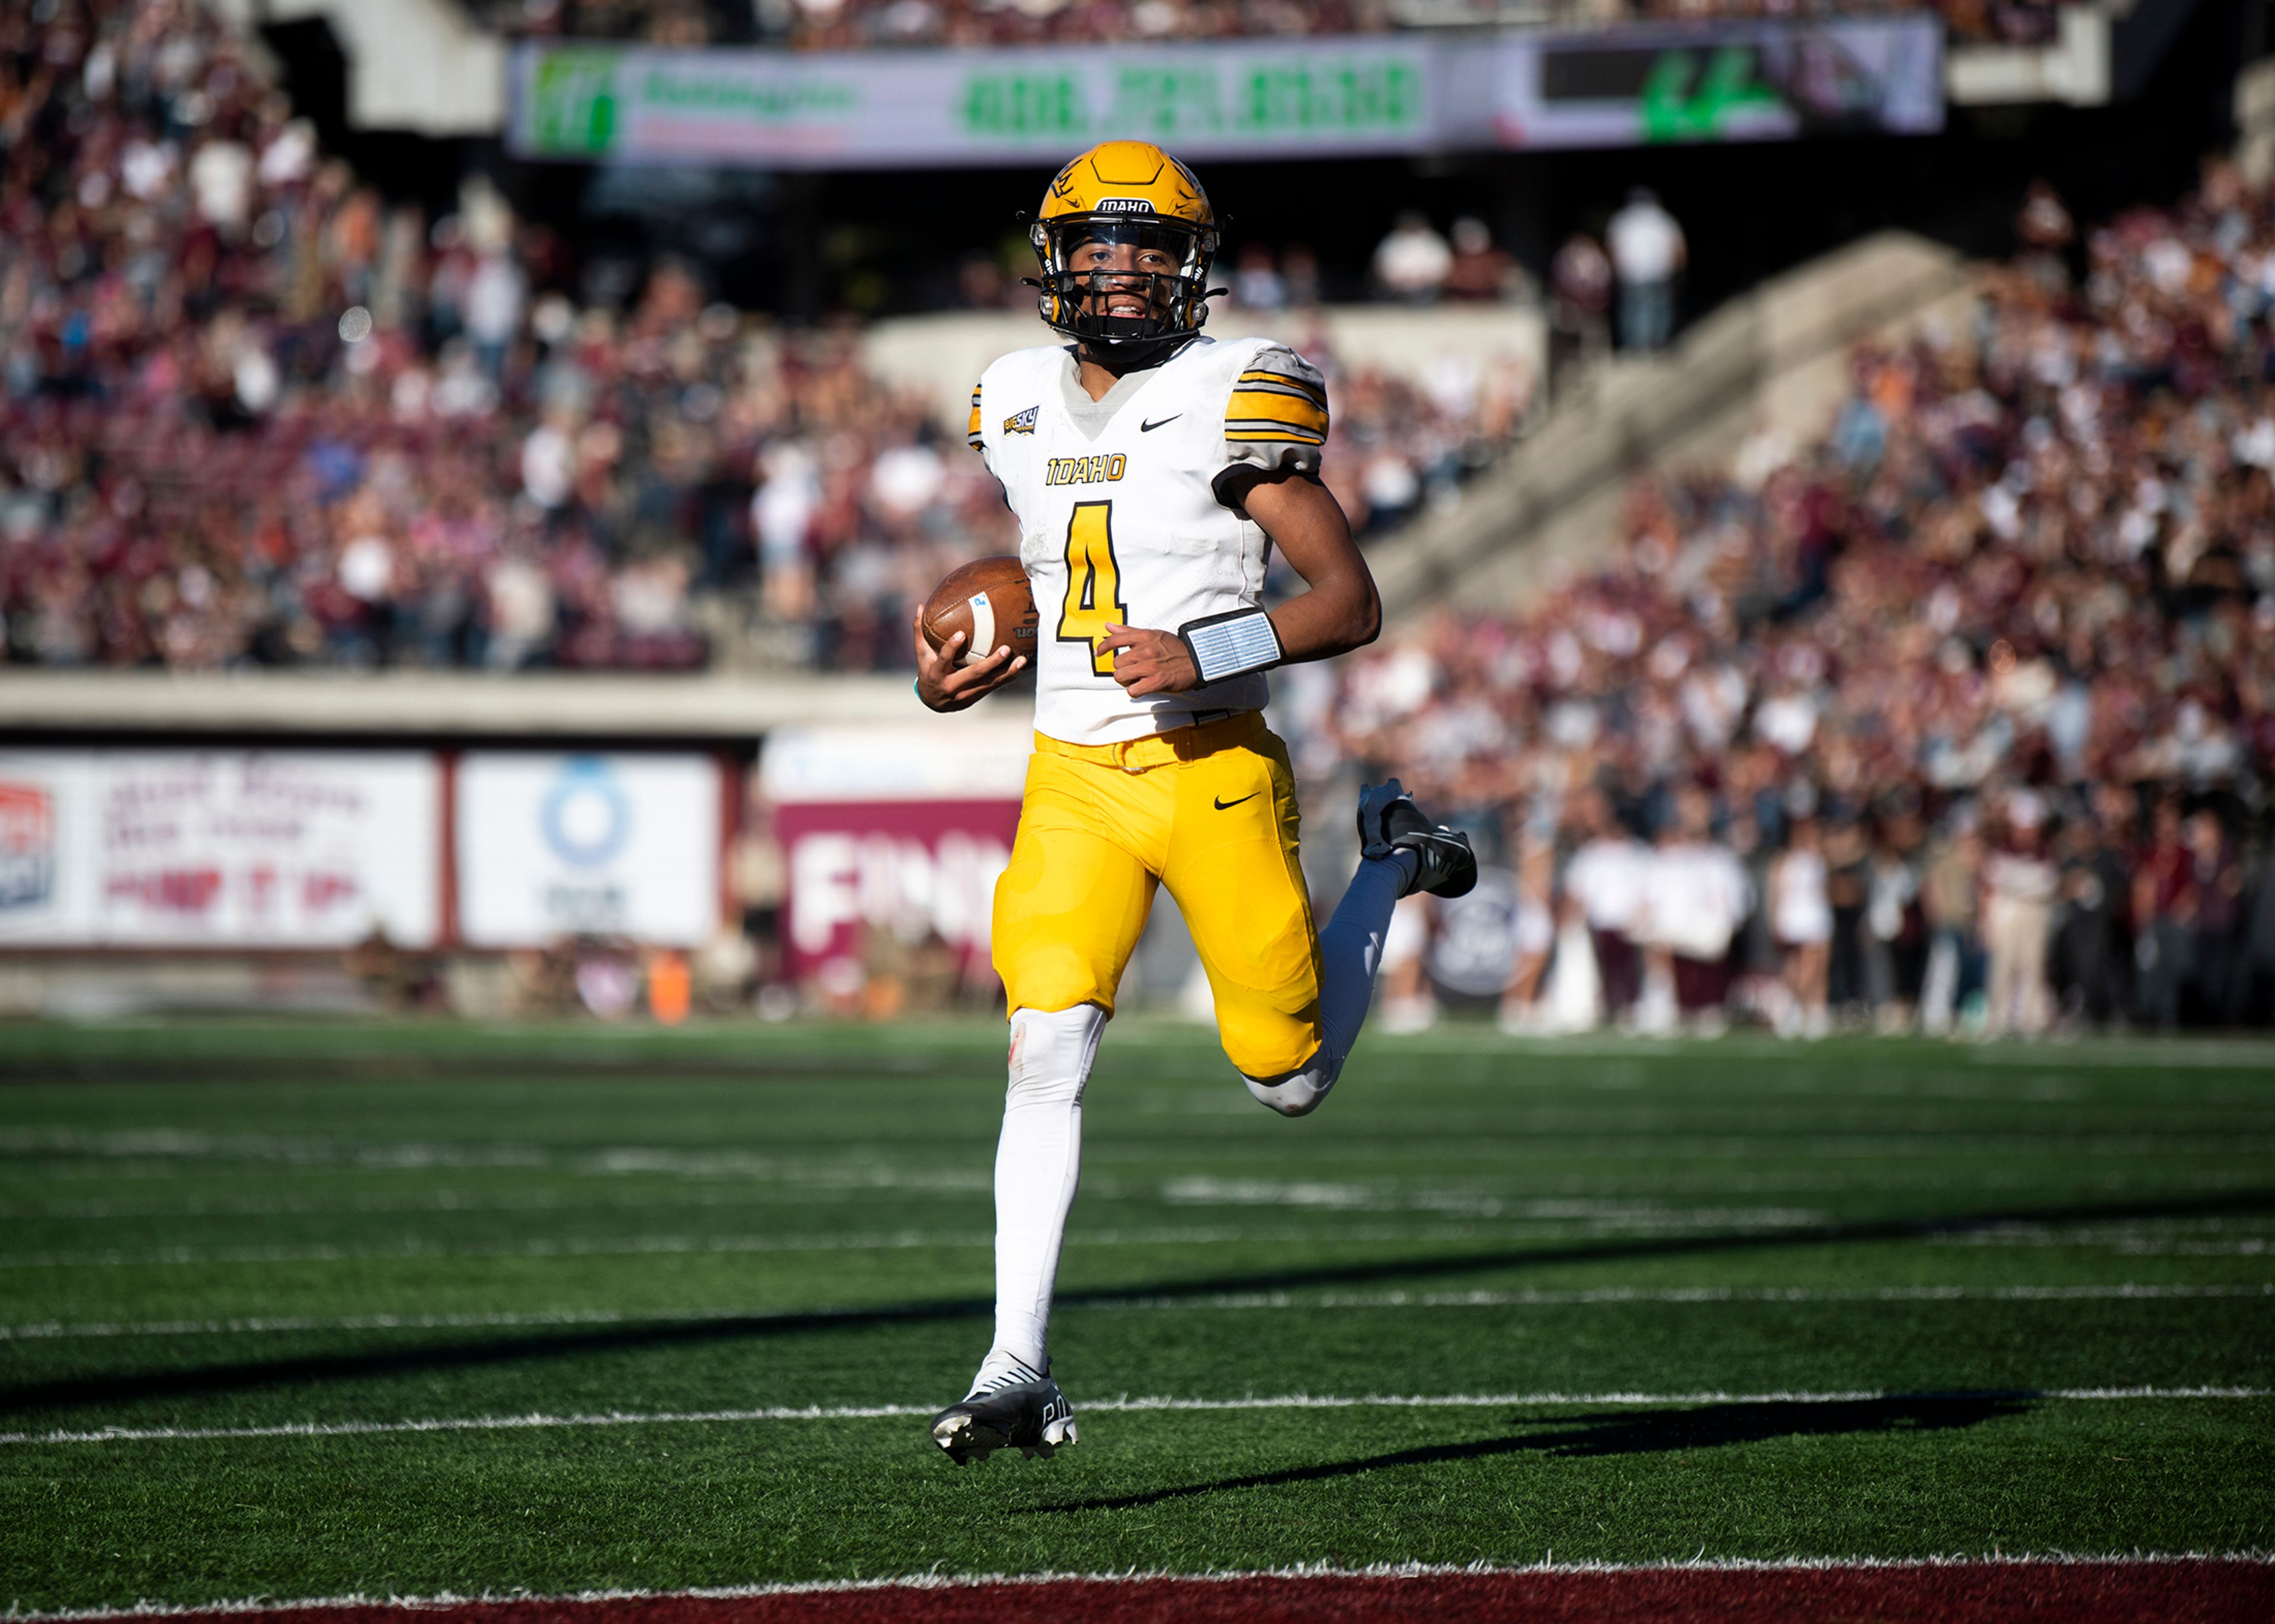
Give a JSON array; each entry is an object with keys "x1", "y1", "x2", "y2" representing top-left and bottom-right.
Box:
[
  {"x1": 2, "y1": 1219, "x2": 1883, "y2": 1269},
  {"x1": 1087, "y1": 1282, "x2": 2275, "y2": 1312},
  {"x1": 17, "y1": 1552, "x2": 2275, "y2": 1623},
  {"x1": 13, "y1": 1126, "x2": 2274, "y2": 1171},
  {"x1": 0, "y1": 1228, "x2": 1326, "y2": 1269},
  {"x1": 6, "y1": 1282, "x2": 2267, "y2": 1341},
  {"x1": 4, "y1": 1386, "x2": 2266, "y2": 1448}
]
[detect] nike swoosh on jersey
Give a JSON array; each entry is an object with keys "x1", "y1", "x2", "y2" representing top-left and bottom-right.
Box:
[
  {"x1": 1213, "y1": 792, "x2": 1260, "y2": 810},
  {"x1": 1140, "y1": 415, "x2": 1181, "y2": 432}
]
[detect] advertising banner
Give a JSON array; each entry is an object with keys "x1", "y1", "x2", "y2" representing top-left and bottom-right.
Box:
[
  {"x1": 512, "y1": 35, "x2": 1461, "y2": 167},
  {"x1": 456, "y1": 752, "x2": 723, "y2": 948},
  {"x1": 0, "y1": 750, "x2": 440, "y2": 947},
  {"x1": 764, "y1": 723, "x2": 1028, "y2": 982},
  {"x1": 508, "y1": 18, "x2": 1938, "y2": 169},
  {"x1": 1502, "y1": 18, "x2": 1944, "y2": 149}
]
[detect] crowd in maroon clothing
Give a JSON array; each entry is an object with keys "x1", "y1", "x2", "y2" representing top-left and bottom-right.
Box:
[
  {"x1": 490, "y1": 0, "x2": 2076, "y2": 50},
  {"x1": 0, "y1": 0, "x2": 1524, "y2": 675},
  {"x1": 1300, "y1": 168, "x2": 2275, "y2": 1031}
]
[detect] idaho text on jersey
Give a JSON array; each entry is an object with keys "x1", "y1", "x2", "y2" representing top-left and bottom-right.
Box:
[{"x1": 1044, "y1": 454, "x2": 1128, "y2": 486}]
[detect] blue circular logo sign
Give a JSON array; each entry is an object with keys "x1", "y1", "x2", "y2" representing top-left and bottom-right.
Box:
[{"x1": 541, "y1": 758, "x2": 630, "y2": 868}]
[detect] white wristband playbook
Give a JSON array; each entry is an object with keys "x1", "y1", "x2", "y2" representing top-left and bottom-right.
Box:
[{"x1": 1177, "y1": 608, "x2": 1284, "y2": 684}]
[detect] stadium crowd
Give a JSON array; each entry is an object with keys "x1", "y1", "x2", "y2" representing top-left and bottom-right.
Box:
[
  {"x1": 491, "y1": 0, "x2": 2074, "y2": 49},
  {"x1": 1297, "y1": 168, "x2": 2275, "y2": 1034},
  {"x1": 0, "y1": 0, "x2": 1527, "y2": 673}
]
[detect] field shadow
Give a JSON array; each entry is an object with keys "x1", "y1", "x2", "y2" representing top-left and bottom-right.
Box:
[
  {"x1": 1034, "y1": 1394, "x2": 2033, "y2": 1514},
  {"x1": 4, "y1": 1187, "x2": 2268, "y2": 1417}
]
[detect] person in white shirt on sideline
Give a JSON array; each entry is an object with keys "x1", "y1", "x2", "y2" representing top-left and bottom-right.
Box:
[
  {"x1": 1770, "y1": 816, "x2": 1834, "y2": 1038},
  {"x1": 1562, "y1": 788, "x2": 1652, "y2": 1024},
  {"x1": 1983, "y1": 792, "x2": 2059, "y2": 1036},
  {"x1": 1632, "y1": 786, "x2": 1754, "y2": 1037},
  {"x1": 1606, "y1": 187, "x2": 1686, "y2": 354},
  {"x1": 1373, "y1": 211, "x2": 1453, "y2": 303}
]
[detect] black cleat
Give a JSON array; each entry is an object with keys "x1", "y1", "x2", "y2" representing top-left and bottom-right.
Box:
[
  {"x1": 929, "y1": 1364, "x2": 1078, "y2": 1465},
  {"x1": 1357, "y1": 779, "x2": 1477, "y2": 900}
]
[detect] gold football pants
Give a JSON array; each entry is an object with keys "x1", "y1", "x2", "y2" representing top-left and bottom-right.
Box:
[{"x1": 991, "y1": 711, "x2": 1324, "y2": 1078}]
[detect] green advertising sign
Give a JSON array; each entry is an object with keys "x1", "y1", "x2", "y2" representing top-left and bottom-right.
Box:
[
  {"x1": 528, "y1": 49, "x2": 621, "y2": 156},
  {"x1": 507, "y1": 21, "x2": 1940, "y2": 168}
]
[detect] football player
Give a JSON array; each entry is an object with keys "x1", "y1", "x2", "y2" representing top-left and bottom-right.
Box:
[{"x1": 913, "y1": 140, "x2": 1475, "y2": 1465}]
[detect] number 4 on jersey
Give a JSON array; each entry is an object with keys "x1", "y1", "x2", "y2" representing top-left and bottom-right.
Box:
[{"x1": 1058, "y1": 500, "x2": 1127, "y2": 677}]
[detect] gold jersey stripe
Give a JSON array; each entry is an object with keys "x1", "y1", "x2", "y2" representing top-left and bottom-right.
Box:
[
  {"x1": 1227, "y1": 391, "x2": 1329, "y2": 434},
  {"x1": 1228, "y1": 391, "x2": 1328, "y2": 427},
  {"x1": 1226, "y1": 427, "x2": 1327, "y2": 445},
  {"x1": 1231, "y1": 381, "x2": 1329, "y2": 413},
  {"x1": 1238, "y1": 368, "x2": 1326, "y2": 403},
  {"x1": 967, "y1": 393, "x2": 984, "y2": 445}
]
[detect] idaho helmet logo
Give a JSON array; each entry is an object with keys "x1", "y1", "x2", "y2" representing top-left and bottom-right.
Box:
[{"x1": 0, "y1": 782, "x2": 55, "y2": 910}]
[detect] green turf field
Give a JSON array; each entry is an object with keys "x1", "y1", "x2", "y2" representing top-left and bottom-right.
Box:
[{"x1": 2, "y1": 1019, "x2": 2270, "y2": 1612}]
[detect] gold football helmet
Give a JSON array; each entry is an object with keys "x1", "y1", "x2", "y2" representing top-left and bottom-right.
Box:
[{"x1": 1029, "y1": 140, "x2": 1220, "y2": 362}]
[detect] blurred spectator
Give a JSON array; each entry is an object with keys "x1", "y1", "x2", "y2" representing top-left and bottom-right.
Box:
[
  {"x1": 1770, "y1": 816, "x2": 1833, "y2": 1038},
  {"x1": 1280, "y1": 244, "x2": 1324, "y2": 310},
  {"x1": 1863, "y1": 818, "x2": 1925, "y2": 1029},
  {"x1": 2184, "y1": 807, "x2": 2246, "y2": 1024},
  {"x1": 1443, "y1": 218, "x2": 1521, "y2": 303},
  {"x1": 1982, "y1": 793, "x2": 2058, "y2": 1035},
  {"x1": 1232, "y1": 245, "x2": 1287, "y2": 312},
  {"x1": 1563, "y1": 789, "x2": 1649, "y2": 1022},
  {"x1": 1607, "y1": 188, "x2": 1686, "y2": 354},
  {"x1": 1373, "y1": 213, "x2": 1453, "y2": 304},
  {"x1": 2015, "y1": 179, "x2": 2074, "y2": 290},
  {"x1": 2050, "y1": 788, "x2": 2130, "y2": 1025},
  {"x1": 1632, "y1": 784, "x2": 1752, "y2": 1036},
  {"x1": 1549, "y1": 232, "x2": 1614, "y2": 384},
  {"x1": 1920, "y1": 826, "x2": 1985, "y2": 1037},
  {"x1": 464, "y1": 248, "x2": 527, "y2": 382},
  {"x1": 2244, "y1": 853, "x2": 2275, "y2": 1020},
  {"x1": 2132, "y1": 800, "x2": 2193, "y2": 1030},
  {"x1": 1497, "y1": 827, "x2": 1559, "y2": 1033},
  {"x1": 1823, "y1": 815, "x2": 1871, "y2": 1015}
]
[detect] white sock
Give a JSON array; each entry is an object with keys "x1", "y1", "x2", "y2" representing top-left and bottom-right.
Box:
[
  {"x1": 1244, "y1": 852, "x2": 1413, "y2": 1116},
  {"x1": 977, "y1": 1002, "x2": 1106, "y2": 1388}
]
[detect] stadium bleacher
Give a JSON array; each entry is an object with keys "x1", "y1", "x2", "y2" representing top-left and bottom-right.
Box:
[
  {"x1": 0, "y1": 0, "x2": 1535, "y2": 673},
  {"x1": 1, "y1": 0, "x2": 2268, "y2": 1038},
  {"x1": 471, "y1": 0, "x2": 2081, "y2": 49},
  {"x1": 1304, "y1": 168, "x2": 2275, "y2": 1034}
]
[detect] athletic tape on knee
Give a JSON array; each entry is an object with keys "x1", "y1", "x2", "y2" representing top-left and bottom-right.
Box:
[{"x1": 1008, "y1": 1003, "x2": 1106, "y2": 1105}]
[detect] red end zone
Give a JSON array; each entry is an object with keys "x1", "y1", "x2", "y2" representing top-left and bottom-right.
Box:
[{"x1": 145, "y1": 1561, "x2": 2273, "y2": 1624}]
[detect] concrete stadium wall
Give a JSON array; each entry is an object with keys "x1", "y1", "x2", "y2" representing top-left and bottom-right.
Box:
[
  {"x1": 1367, "y1": 230, "x2": 1976, "y2": 624},
  {"x1": 861, "y1": 304, "x2": 1547, "y2": 432},
  {"x1": 0, "y1": 669, "x2": 937, "y2": 739}
]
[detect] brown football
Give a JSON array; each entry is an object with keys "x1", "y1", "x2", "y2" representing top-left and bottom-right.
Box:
[{"x1": 921, "y1": 555, "x2": 1040, "y2": 667}]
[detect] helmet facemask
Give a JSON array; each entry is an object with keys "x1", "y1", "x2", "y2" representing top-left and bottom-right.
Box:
[{"x1": 1030, "y1": 214, "x2": 1219, "y2": 365}]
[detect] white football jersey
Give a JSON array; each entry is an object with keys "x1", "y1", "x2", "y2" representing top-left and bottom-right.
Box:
[{"x1": 968, "y1": 334, "x2": 1328, "y2": 746}]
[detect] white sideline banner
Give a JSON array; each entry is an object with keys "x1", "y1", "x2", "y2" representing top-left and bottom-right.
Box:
[
  {"x1": 456, "y1": 753, "x2": 722, "y2": 948},
  {"x1": 0, "y1": 750, "x2": 440, "y2": 947}
]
